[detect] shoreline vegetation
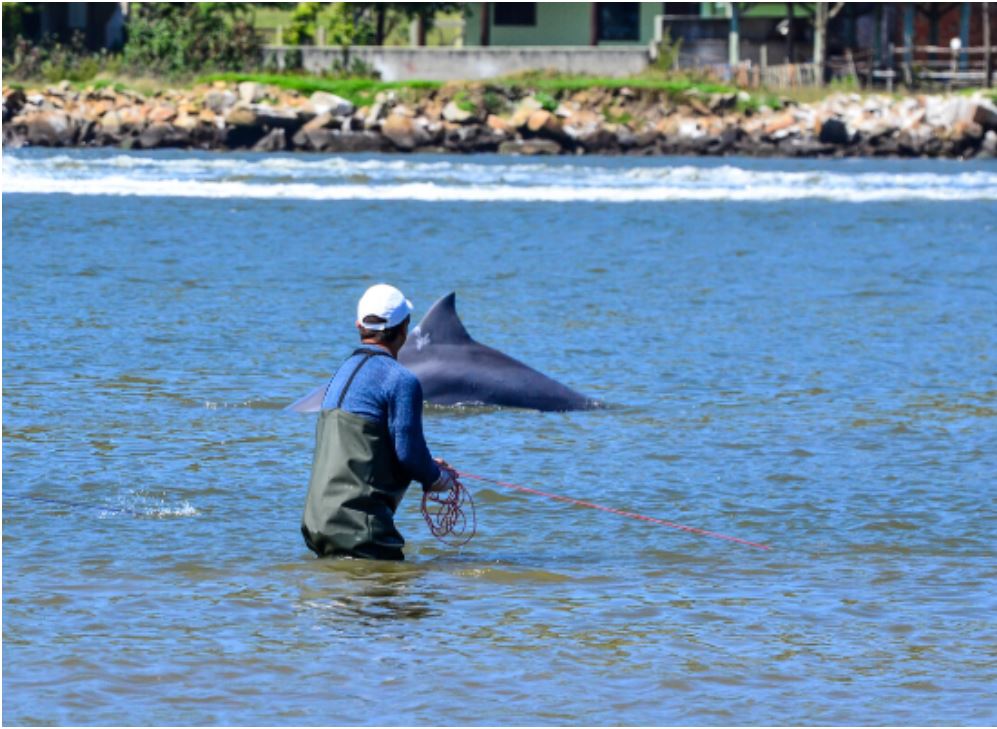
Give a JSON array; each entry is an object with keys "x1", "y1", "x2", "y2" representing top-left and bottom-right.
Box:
[
  {"x1": 4, "y1": 3, "x2": 996, "y2": 159},
  {"x1": 4, "y1": 73, "x2": 997, "y2": 159}
]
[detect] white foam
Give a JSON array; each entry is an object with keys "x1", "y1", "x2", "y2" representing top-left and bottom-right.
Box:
[
  {"x1": 4, "y1": 152, "x2": 995, "y2": 202},
  {"x1": 4, "y1": 172, "x2": 993, "y2": 202}
]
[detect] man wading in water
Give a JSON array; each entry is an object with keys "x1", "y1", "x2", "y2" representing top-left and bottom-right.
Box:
[{"x1": 301, "y1": 284, "x2": 458, "y2": 560}]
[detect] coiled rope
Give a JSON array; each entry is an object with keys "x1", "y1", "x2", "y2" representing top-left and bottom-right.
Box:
[{"x1": 421, "y1": 476, "x2": 476, "y2": 547}]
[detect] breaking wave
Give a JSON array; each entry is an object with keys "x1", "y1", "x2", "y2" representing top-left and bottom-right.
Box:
[{"x1": 4, "y1": 151, "x2": 995, "y2": 203}]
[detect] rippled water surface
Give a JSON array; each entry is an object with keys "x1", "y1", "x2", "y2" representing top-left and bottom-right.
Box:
[{"x1": 3, "y1": 150, "x2": 996, "y2": 725}]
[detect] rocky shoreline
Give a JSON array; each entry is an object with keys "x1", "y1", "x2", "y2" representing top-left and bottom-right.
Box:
[{"x1": 4, "y1": 80, "x2": 997, "y2": 159}]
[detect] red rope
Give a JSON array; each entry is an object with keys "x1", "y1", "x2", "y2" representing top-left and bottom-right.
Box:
[
  {"x1": 421, "y1": 477, "x2": 476, "y2": 547},
  {"x1": 455, "y1": 470, "x2": 771, "y2": 551}
]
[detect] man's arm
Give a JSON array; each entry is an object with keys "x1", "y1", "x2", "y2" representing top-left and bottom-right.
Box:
[{"x1": 388, "y1": 371, "x2": 442, "y2": 488}]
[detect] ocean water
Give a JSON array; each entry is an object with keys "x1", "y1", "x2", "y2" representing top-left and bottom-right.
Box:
[{"x1": 3, "y1": 149, "x2": 996, "y2": 726}]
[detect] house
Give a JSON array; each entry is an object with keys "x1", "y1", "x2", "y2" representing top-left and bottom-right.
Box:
[{"x1": 9, "y1": 2, "x2": 127, "y2": 50}]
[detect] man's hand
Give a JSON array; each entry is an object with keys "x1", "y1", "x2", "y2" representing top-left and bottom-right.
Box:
[{"x1": 428, "y1": 460, "x2": 457, "y2": 493}]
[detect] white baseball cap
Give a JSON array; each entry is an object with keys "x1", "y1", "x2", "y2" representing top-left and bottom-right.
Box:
[{"x1": 356, "y1": 284, "x2": 414, "y2": 331}]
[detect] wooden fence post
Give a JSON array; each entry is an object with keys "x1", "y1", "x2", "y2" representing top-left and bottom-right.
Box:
[{"x1": 985, "y1": 3, "x2": 993, "y2": 88}]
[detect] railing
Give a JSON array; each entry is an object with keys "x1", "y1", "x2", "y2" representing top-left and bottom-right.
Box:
[{"x1": 890, "y1": 45, "x2": 996, "y2": 90}]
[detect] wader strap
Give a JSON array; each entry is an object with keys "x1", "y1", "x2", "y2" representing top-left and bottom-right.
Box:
[{"x1": 335, "y1": 348, "x2": 394, "y2": 409}]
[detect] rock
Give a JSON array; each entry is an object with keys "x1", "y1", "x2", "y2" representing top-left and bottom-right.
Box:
[
  {"x1": 238, "y1": 81, "x2": 265, "y2": 104},
  {"x1": 198, "y1": 109, "x2": 221, "y2": 127},
  {"x1": 498, "y1": 138, "x2": 562, "y2": 155},
  {"x1": 147, "y1": 104, "x2": 177, "y2": 124},
  {"x1": 252, "y1": 127, "x2": 286, "y2": 152},
  {"x1": 204, "y1": 90, "x2": 237, "y2": 114},
  {"x1": 309, "y1": 91, "x2": 354, "y2": 117},
  {"x1": 225, "y1": 103, "x2": 258, "y2": 127},
  {"x1": 382, "y1": 112, "x2": 416, "y2": 150},
  {"x1": 3, "y1": 87, "x2": 26, "y2": 121},
  {"x1": 173, "y1": 114, "x2": 199, "y2": 133},
  {"x1": 781, "y1": 139, "x2": 836, "y2": 157},
  {"x1": 574, "y1": 126, "x2": 617, "y2": 153},
  {"x1": 685, "y1": 96, "x2": 712, "y2": 116},
  {"x1": 138, "y1": 123, "x2": 190, "y2": 149},
  {"x1": 254, "y1": 105, "x2": 302, "y2": 131},
  {"x1": 526, "y1": 109, "x2": 567, "y2": 142},
  {"x1": 709, "y1": 93, "x2": 738, "y2": 113},
  {"x1": 818, "y1": 117, "x2": 852, "y2": 145},
  {"x1": 763, "y1": 112, "x2": 796, "y2": 136},
  {"x1": 299, "y1": 111, "x2": 338, "y2": 134},
  {"x1": 509, "y1": 97, "x2": 543, "y2": 129},
  {"x1": 443, "y1": 124, "x2": 503, "y2": 153},
  {"x1": 677, "y1": 119, "x2": 706, "y2": 140},
  {"x1": 615, "y1": 125, "x2": 637, "y2": 149},
  {"x1": 413, "y1": 117, "x2": 443, "y2": 148},
  {"x1": 980, "y1": 130, "x2": 997, "y2": 157},
  {"x1": 294, "y1": 129, "x2": 390, "y2": 153},
  {"x1": 972, "y1": 102, "x2": 997, "y2": 131},
  {"x1": 486, "y1": 114, "x2": 512, "y2": 135},
  {"x1": 442, "y1": 100, "x2": 474, "y2": 123},
  {"x1": 11, "y1": 110, "x2": 77, "y2": 146}
]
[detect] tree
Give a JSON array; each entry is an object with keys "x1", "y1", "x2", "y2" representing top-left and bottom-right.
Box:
[{"x1": 123, "y1": 3, "x2": 263, "y2": 75}]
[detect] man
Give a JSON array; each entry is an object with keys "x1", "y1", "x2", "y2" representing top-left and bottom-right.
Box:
[{"x1": 301, "y1": 283, "x2": 458, "y2": 561}]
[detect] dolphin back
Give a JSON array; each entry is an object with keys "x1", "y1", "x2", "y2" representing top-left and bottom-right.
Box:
[{"x1": 399, "y1": 292, "x2": 597, "y2": 412}]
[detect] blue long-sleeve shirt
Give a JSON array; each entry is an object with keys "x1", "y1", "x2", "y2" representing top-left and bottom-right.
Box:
[{"x1": 322, "y1": 344, "x2": 441, "y2": 488}]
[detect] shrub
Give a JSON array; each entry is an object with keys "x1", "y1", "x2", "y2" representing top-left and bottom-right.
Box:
[{"x1": 122, "y1": 3, "x2": 263, "y2": 76}]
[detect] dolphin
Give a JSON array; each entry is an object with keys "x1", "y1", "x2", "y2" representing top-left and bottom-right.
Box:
[
  {"x1": 397, "y1": 292, "x2": 596, "y2": 411},
  {"x1": 287, "y1": 292, "x2": 597, "y2": 413}
]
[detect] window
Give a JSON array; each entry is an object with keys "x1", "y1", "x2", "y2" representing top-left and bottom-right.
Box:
[
  {"x1": 494, "y1": 3, "x2": 537, "y2": 26},
  {"x1": 663, "y1": 3, "x2": 700, "y2": 16},
  {"x1": 597, "y1": 2, "x2": 640, "y2": 41}
]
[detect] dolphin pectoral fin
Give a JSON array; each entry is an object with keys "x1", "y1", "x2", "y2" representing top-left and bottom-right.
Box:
[{"x1": 285, "y1": 382, "x2": 328, "y2": 413}]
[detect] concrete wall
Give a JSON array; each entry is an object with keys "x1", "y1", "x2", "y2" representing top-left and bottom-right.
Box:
[{"x1": 264, "y1": 46, "x2": 651, "y2": 81}]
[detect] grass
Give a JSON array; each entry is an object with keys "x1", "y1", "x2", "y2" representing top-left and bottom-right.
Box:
[
  {"x1": 198, "y1": 72, "x2": 442, "y2": 105},
  {"x1": 497, "y1": 71, "x2": 737, "y2": 97}
]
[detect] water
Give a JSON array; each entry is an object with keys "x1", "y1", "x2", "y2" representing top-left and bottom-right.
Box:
[{"x1": 3, "y1": 149, "x2": 996, "y2": 725}]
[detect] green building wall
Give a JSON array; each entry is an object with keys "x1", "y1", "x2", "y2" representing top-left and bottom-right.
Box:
[{"x1": 464, "y1": 2, "x2": 665, "y2": 47}]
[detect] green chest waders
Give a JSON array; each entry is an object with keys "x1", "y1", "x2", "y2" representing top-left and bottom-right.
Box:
[{"x1": 301, "y1": 350, "x2": 411, "y2": 560}]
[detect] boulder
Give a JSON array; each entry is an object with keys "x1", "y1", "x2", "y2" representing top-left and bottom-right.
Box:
[
  {"x1": 615, "y1": 125, "x2": 637, "y2": 149},
  {"x1": 238, "y1": 81, "x2": 265, "y2": 104},
  {"x1": 509, "y1": 97, "x2": 543, "y2": 129},
  {"x1": 486, "y1": 114, "x2": 512, "y2": 135},
  {"x1": 763, "y1": 112, "x2": 796, "y2": 136},
  {"x1": 11, "y1": 110, "x2": 77, "y2": 146},
  {"x1": 299, "y1": 112, "x2": 338, "y2": 134},
  {"x1": 381, "y1": 112, "x2": 417, "y2": 150},
  {"x1": 526, "y1": 109, "x2": 567, "y2": 142},
  {"x1": 980, "y1": 130, "x2": 997, "y2": 157},
  {"x1": 442, "y1": 100, "x2": 474, "y2": 123},
  {"x1": 296, "y1": 129, "x2": 391, "y2": 153},
  {"x1": 225, "y1": 103, "x2": 258, "y2": 127},
  {"x1": 198, "y1": 109, "x2": 221, "y2": 127},
  {"x1": 972, "y1": 102, "x2": 997, "y2": 132},
  {"x1": 3, "y1": 87, "x2": 26, "y2": 121},
  {"x1": 173, "y1": 114, "x2": 199, "y2": 134},
  {"x1": 204, "y1": 89, "x2": 237, "y2": 114},
  {"x1": 252, "y1": 127, "x2": 287, "y2": 152},
  {"x1": 818, "y1": 117, "x2": 852, "y2": 145},
  {"x1": 498, "y1": 138, "x2": 562, "y2": 155},
  {"x1": 309, "y1": 91, "x2": 354, "y2": 117},
  {"x1": 443, "y1": 124, "x2": 503, "y2": 153},
  {"x1": 254, "y1": 105, "x2": 302, "y2": 132},
  {"x1": 137, "y1": 123, "x2": 191, "y2": 149},
  {"x1": 147, "y1": 104, "x2": 177, "y2": 124},
  {"x1": 413, "y1": 117, "x2": 444, "y2": 148},
  {"x1": 573, "y1": 126, "x2": 618, "y2": 153}
]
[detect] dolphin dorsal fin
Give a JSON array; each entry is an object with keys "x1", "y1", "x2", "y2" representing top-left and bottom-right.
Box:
[{"x1": 414, "y1": 292, "x2": 474, "y2": 346}]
